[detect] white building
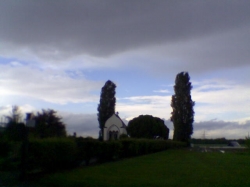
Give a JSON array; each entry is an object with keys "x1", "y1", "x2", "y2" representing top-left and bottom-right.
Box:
[{"x1": 103, "y1": 113, "x2": 127, "y2": 141}]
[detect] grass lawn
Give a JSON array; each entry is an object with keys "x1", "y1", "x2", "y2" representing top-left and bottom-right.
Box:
[{"x1": 31, "y1": 149, "x2": 250, "y2": 187}]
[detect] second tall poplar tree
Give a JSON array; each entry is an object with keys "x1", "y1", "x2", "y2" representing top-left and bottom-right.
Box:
[
  {"x1": 97, "y1": 80, "x2": 116, "y2": 140},
  {"x1": 171, "y1": 72, "x2": 195, "y2": 143}
]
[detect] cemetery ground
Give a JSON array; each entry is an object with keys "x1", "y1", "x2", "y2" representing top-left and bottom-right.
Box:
[{"x1": 1, "y1": 148, "x2": 250, "y2": 187}]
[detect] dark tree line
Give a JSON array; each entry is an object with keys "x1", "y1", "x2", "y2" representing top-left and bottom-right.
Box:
[{"x1": 3, "y1": 106, "x2": 66, "y2": 141}]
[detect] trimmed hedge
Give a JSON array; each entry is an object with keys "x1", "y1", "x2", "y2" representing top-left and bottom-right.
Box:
[
  {"x1": 28, "y1": 138, "x2": 77, "y2": 171},
  {"x1": 75, "y1": 138, "x2": 101, "y2": 165},
  {"x1": 75, "y1": 138, "x2": 122, "y2": 163},
  {"x1": 75, "y1": 138, "x2": 187, "y2": 164},
  {"x1": 19, "y1": 137, "x2": 187, "y2": 173},
  {"x1": 119, "y1": 139, "x2": 187, "y2": 157},
  {"x1": 0, "y1": 140, "x2": 11, "y2": 157},
  {"x1": 98, "y1": 141, "x2": 122, "y2": 162}
]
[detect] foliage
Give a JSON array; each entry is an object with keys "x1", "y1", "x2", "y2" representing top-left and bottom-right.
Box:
[
  {"x1": 97, "y1": 80, "x2": 116, "y2": 140},
  {"x1": 99, "y1": 141, "x2": 122, "y2": 162},
  {"x1": 127, "y1": 115, "x2": 169, "y2": 139},
  {"x1": 2, "y1": 106, "x2": 25, "y2": 141},
  {"x1": 4, "y1": 122, "x2": 25, "y2": 141},
  {"x1": 5, "y1": 105, "x2": 23, "y2": 124},
  {"x1": 119, "y1": 134, "x2": 129, "y2": 139},
  {"x1": 75, "y1": 137, "x2": 186, "y2": 165},
  {"x1": 75, "y1": 137, "x2": 102, "y2": 165},
  {"x1": 120, "y1": 139, "x2": 186, "y2": 157},
  {"x1": 0, "y1": 140, "x2": 11, "y2": 157},
  {"x1": 34, "y1": 109, "x2": 66, "y2": 138},
  {"x1": 28, "y1": 138, "x2": 77, "y2": 171},
  {"x1": 245, "y1": 136, "x2": 250, "y2": 148},
  {"x1": 171, "y1": 72, "x2": 195, "y2": 143}
]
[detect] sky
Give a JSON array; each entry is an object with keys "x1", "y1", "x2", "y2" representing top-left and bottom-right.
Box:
[{"x1": 0, "y1": 1, "x2": 250, "y2": 139}]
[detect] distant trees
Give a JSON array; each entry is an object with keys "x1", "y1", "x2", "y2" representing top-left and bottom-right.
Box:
[
  {"x1": 4, "y1": 106, "x2": 25, "y2": 141},
  {"x1": 127, "y1": 115, "x2": 169, "y2": 139},
  {"x1": 97, "y1": 80, "x2": 116, "y2": 140},
  {"x1": 34, "y1": 109, "x2": 66, "y2": 138},
  {"x1": 171, "y1": 72, "x2": 195, "y2": 143},
  {"x1": 5, "y1": 105, "x2": 23, "y2": 124},
  {"x1": 2, "y1": 107, "x2": 66, "y2": 140}
]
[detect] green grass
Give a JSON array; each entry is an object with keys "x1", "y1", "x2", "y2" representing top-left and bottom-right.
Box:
[{"x1": 32, "y1": 149, "x2": 250, "y2": 187}]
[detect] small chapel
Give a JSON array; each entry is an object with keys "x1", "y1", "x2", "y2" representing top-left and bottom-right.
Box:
[{"x1": 103, "y1": 113, "x2": 127, "y2": 141}]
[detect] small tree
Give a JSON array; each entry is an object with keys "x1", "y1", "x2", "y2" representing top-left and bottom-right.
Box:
[
  {"x1": 171, "y1": 72, "x2": 195, "y2": 143},
  {"x1": 5, "y1": 105, "x2": 23, "y2": 123},
  {"x1": 4, "y1": 106, "x2": 25, "y2": 141},
  {"x1": 97, "y1": 80, "x2": 116, "y2": 140},
  {"x1": 127, "y1": 115, "x2": 169, "y2": 139}
]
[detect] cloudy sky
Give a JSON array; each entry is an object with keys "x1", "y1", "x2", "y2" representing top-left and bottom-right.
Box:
[{"x1": 0, "y1": 1, "x2": 250, "y2": 139}]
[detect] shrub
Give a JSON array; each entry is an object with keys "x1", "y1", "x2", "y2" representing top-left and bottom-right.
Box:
[
  {"x1": 0, "y1": 140, "x2": 11, "y2": 157},
  {"x1": 98, "y1": 141, "x2": 122, "y2": 162},
  {"x1": 28, "y1": 138, "x2": 77, "y2": 171},
  {"x1": 245, "y1": 137, "x2": 250, "y2": 149},
  {"x1": 119, "y1": 134, "x2": 129, "y2": 139},
  {"x1": 75, "y1": 138, "x2": 101, "y2": 165},
  {"x1": 119, "y1": 139, "x2": 187, "y2": 158}
]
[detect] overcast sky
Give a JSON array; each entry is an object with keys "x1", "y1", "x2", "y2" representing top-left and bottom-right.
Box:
[{"x1": 0, "y1": 1, "x2": 249, "y2": 139}]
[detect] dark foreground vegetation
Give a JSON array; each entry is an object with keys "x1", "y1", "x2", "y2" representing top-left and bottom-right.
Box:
[
  {"x1": 0, "y1": 137, "x2": 186, "y2": 186},
  {"x1": 3, "y1": 149, "x2": 249, "y2": 187}
]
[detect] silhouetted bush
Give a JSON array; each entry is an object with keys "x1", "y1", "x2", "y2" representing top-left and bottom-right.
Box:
[
  {"x1": 4, "y1": 122, "x2": 25, "y2": 141},
  {"x1": 28, "y1": 138, "x2": 77, "y2": 171},
  {"x1": 120, "y1": 139, "x2": 187, "y2": 158},
  {"x1": 75, "y1": 137, "x2": 101, "y2": 165},
  {"x1": 0, "y1": 140, "x2": 11, "y2": 157},
  {"x1": 119, "y1": 134, "x2": 129, "y2": 139},
  {"x1": 29, "y1": 138, "x2": 187, "y2": 170},
  {"x1": 98, "y1": 141, "x2": 122, "y2": 162}
]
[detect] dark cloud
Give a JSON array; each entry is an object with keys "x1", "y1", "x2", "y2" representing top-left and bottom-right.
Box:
[
  {"x1": 193, "y1": 120, "x2": 250, "y2": 139},
  {"x1": 194, "y1": 120, "x2": 250, "y2": 131},
  {"x1": 1, "y1": 0, "x2": 250, "y2": 60},
  {"x1": 163, "y1": 118, "x2": 250, "y2": 139}
]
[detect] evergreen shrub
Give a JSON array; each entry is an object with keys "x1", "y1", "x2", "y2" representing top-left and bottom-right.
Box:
[
  {"x1": 0, "y1": 140, "x2": 11, "y2": 157},
  {"x1": 119, "y1": 139, "x2": 187, "y2": 158},
  {"x1": 75, "y1": 138, "x2": 101, "y2": 165},
  {"x1": 28, "y1": 138, "x2": 77, "y2": 171},
  {"x1": 99, "y1": 141, "x2": 122, "y2": 162}
]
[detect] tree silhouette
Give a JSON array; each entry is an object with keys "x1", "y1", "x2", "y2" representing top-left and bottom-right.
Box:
[
  {"x1": 5, "y1": 105, "x2": 23, "y2": 123},
  {"x1": 97, "y1": 80, "x2": 116, "y2": 140},
  {"x1": 4, "y1": 106, "x2": 25, "y2": 141},
  {"x1": 127, "y1": 115, "x2": 169, "y2": 139},
  {"x1": 34, "y1": 109, "x2": 66, "y2": 138},
  {"x1": 171, "y1": 72, "x2": 195, "y2": 143}
]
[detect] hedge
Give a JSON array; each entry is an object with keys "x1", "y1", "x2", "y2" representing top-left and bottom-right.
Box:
[
  {"x1": 119, "y1": 139, "x2": 187, "y2": 158},
  {"x1": 75, "y1": 138, "x2": 187, "y2": 163},
  {"x1": 28, "y1": 138, "x2": 77, "y2": 171},
  {"x1": 0, "y1": 140, "x2": 11, "y2": 157},
  {"x1": 14, "y1": 137, "x2": 187, "y2": 173}
]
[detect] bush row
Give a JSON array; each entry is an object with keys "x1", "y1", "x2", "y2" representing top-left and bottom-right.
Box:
[
  {"x1": 28, "y1": 138, "x2": 77, "y2": 171},
  {"x1": 2, "y1": 138, "x2": 187, "y2": 172},
  {"x1": 75, "y1": 138, "x2": 187, "y2": 164},
  {"x1": 0, "y1": 140, "x2": 11, "y2": 157}
]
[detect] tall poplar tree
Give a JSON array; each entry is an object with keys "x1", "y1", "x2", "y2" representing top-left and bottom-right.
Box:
[
  {"x1": 171, "y1": 72, "x2": 195, "y2": 143},
  {"x1": 97, "y1": 80, "x2": 116, "y2": 140}
]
